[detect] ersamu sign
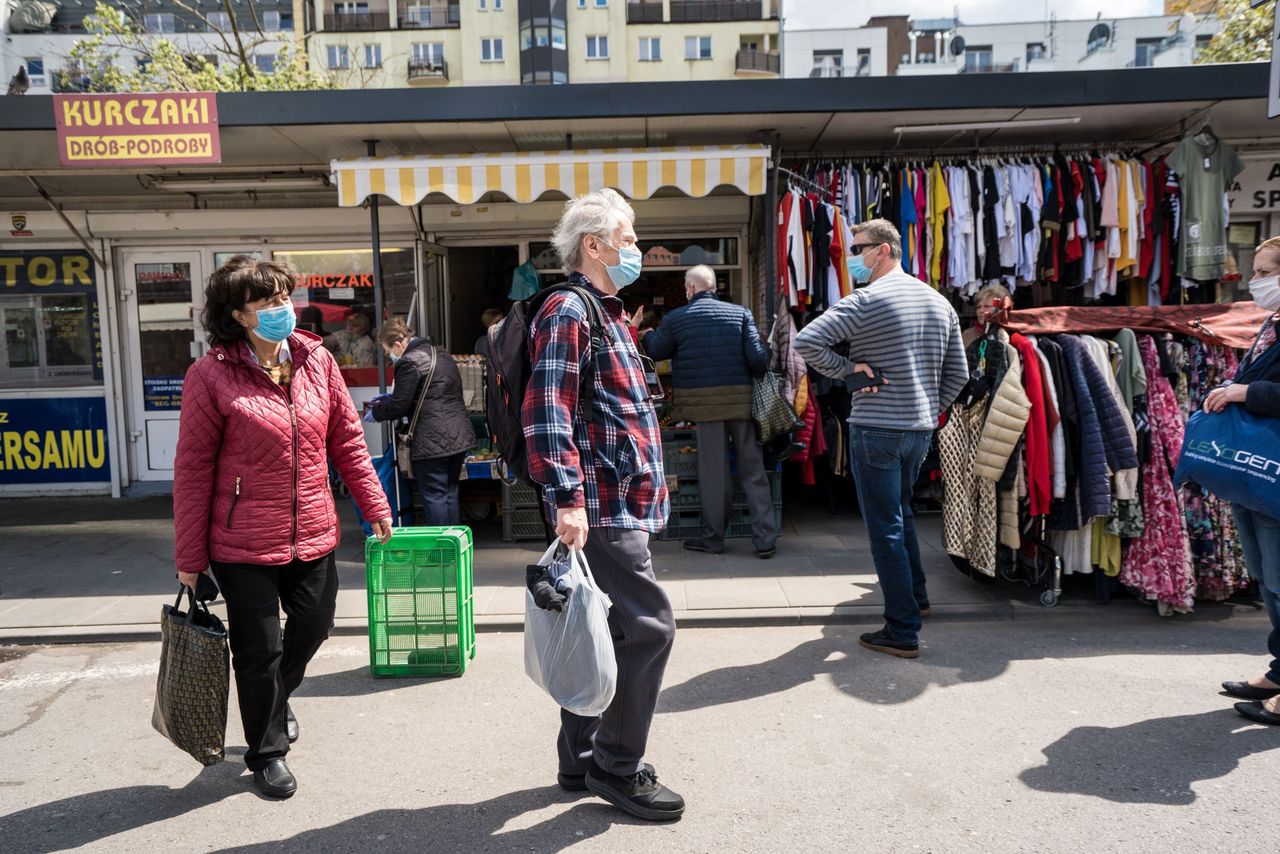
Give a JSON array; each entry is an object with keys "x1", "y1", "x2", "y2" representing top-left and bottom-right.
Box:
[{"x1": 53, "y1": 93, "x2": 220, "y2": 168}]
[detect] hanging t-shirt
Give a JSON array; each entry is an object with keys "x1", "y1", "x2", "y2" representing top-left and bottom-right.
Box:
[{"x1": 1167, "y1": 133, "x2": 1244, "y2": 281}]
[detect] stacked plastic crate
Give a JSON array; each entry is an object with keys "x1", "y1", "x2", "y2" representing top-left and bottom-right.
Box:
[
  {"x1": 501, "y1": 479, "x2": 545, "y2": 542},
  {"x1": 659, "y1": 427, "x2": 783, "y2": 541}
]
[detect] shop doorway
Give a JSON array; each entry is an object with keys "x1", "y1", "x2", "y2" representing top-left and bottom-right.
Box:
[
  {"x1": 119, "y1": 250, "x2": 204, "y2": 481},
  {"x1": 446, "y1": 245, "x2": 520, "y2": 354}
]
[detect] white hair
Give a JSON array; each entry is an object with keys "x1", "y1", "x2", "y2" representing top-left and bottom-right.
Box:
[
  {"x1": 685, "y1": 264, "x2": 716, "y2": 291},
  {"x1": 551, "y1": 188, "x2": 636, "y2": 273}
]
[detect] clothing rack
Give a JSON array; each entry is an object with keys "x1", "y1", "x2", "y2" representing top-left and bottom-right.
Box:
[
  {"x1": 782, "y1": 141, "x2": 1157, "y2": 163},
  {"x1": 776, "y1": 166, "x2": 832, "y2": 199}
]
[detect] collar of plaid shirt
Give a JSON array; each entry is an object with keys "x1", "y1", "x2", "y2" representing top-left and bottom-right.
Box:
[{"x1": 521, "y1": 271, "x2": 670, "y2": 533}]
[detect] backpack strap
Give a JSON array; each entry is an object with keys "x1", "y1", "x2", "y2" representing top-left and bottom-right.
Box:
[
  {"x1": 529, "y1": 282, "x2": 610, "y2": 421},
  {"x1": 404, "y1": 345, "x2": 438, "y2": 442}
]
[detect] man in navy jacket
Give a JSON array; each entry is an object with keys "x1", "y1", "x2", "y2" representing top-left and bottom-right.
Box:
[{"x1": 643, "y1": 265, "x2": 776, "y2": 557}]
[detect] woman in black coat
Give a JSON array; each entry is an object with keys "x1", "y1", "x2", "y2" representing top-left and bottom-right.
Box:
[
  {"x1": 371, "y1": 319, "x2": 476, "y2": 525},
  {"x1": 1206, "y1": 237, "x2": 1280, "y2": 726}
]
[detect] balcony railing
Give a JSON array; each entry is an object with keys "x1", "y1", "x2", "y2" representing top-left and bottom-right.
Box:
[
  {"x1": 325, "y1": 11, "x2": 390, "y2": 31},
  {"x1": 670, "y1": 0, "x2": 762, "y2": 23},
  {"x1": 408, "y1": 58, "x2": 449, "y2": 82},
  {"x1": 626, "y1": 2, "x2": 664, "y2": 23},
  {"x1": 398, "y1": 2, "x2": 460, "y2": 28},
  {"x1": 735, "y1": 48, "x2": 779, "y2": 74},
  {"x1": 960, "y1": 61, "x2": 1020, "y2": 74}
]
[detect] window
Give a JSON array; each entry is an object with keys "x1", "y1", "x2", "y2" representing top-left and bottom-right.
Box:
[
  {"x1": 685, "y1": 36, "x2": 712, "y2": 60},
  {"x1": 494, "y1": 0, "x2": 502, "y2": 8},
  {"x1": 481, "y1": 37, "x2": 504, "y2": 61},
  {"x1": 1026, "y1": 41, "x2": 1046, "y2": 63},
  {"x1": 963, "y1": 46, "x2": 993, "y2": 72},
  {"x1": 255, "y1": 54, "x2": 276, "y2": 73},
  {"x1": 1134, "y1": 37, "x2": 1161, "y2": 67},
  {"x1": 639, "y1": 36, "x2": 661, "y2": 62},
  {"x1": 24, "y1": 58, "x2": 45, "y2": 86},
  {"x1": 594, "y1": 0, "x2": 607, "y2": 6},
  {"x1": 577, "y1": 0, "x2": 586, "y2": 6},
  {"x1": 552, "y1": 21, "x2": 566, "y2": 48},
  {"x1": 810, "y1": 49, "x2": 841, "y2": 77},
  {"x1": 479, "y1": 0, "x2": 487, "y2": 8},
  {"x1": 327, "y1": 45, "x2": 350, "y2": 69},
  {"x1": 413, "y1": 42, "x2": 445, "y2": 67},
  {"x1": 208, "y1": 11, "x2": 230, "y2": 31},
  {"x1": 143, "y1": 13, "x2": 176, "y2": 33},
  {"x1": 365, "y1": 43, "x2": 383, "y2": 67},
  {"x1": 136, "y1": 57, "x2": 153, "y2": 73},
  {"x1": 855, "y1": 48, "x2": 871, "y2": 76},
  {"x1": 262, "y1": 11, "x2": 283, "y2": 30},
  {"x1": 586, "y1": 35, "x2": 608, "y2": 59},
  {"x1": 1194, "y1": 33, "x2": 1213, "y2": 61}
]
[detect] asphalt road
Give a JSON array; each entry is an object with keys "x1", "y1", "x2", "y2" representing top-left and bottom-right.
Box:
[{"x1": 1, "y1": 619, "x2": 1277, "y2": 854}]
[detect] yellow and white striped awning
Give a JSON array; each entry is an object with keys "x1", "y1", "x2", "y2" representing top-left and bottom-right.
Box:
[{"x1": 331, "y1": 145, "x2": 770, "y2": 207}]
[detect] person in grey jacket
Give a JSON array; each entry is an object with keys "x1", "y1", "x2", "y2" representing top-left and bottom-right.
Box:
[
  {"x1": 794, "y1": 219, "x2": 968, "y2": 659},
  {"x1": 642, "y1": 265, "x2": 776, "y2": 557},
  {"x1": 371, "y1": 318, "x2": 476, "y2": 525}
]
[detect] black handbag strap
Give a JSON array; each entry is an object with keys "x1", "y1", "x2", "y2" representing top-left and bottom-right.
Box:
[
  {"x1": 404, "y1": 345, "x2": 438, "y2": 442},
  {"x1": 173, "y1": 585, "x2": 210, "y2": 624}
]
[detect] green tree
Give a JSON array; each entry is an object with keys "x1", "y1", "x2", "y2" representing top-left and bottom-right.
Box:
[
  {"x1": 58, "y1": 2, "x2": 338, "y2": 93},
  {"x1": 1191, "y1": 0, "x2": 1276, "y2": 63}
]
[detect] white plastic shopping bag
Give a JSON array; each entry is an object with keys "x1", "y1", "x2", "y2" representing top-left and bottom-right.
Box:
[{"x1": 523, "y1": 542, "x2": 617, "y2": 717}]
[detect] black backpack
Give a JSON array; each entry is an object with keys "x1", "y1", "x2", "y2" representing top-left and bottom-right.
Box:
[{"x1": 484, "y1": 284, "x2": 608, "y2": 487}]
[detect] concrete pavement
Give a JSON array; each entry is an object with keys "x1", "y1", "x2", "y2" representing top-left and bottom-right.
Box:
[
  {"x1": 0, "y1": 493, "x2": 1264, "y2": 644},
  {"x1": 1, "y1": 622, "x2": 1278, "y2": 853}
]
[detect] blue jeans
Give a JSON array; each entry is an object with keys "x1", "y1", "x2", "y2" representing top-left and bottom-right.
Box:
[
  {"x1": 1233, "y1": 505, "x2": 1280, "y2": 684},
  {"x1": 848, "y1": 426, "x2": 933, "y2": 645},
  {"x1": 412, "y1": 453, "x2": 465, "y2": 526}
]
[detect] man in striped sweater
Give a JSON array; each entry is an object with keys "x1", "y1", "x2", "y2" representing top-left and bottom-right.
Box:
[{"x1": 795, "y1": 219, "x2": 968, "y2": 659}]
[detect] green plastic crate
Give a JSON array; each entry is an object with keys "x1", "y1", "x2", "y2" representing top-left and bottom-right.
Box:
[{"x1": 365, "y1": 526, "x2": 476, "y2": 678}]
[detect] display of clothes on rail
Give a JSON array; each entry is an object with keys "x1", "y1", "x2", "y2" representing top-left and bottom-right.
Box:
[
  {"x1": 779, "y1": 133, "x2": 1242, "y2": 311},
  {"x1": 939, "y1": 320, "x2": 1250, "y2": 613}
]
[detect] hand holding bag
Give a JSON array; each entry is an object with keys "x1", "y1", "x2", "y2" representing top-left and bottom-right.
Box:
[
  {"x1": 1175, "y1": 406, "x2": 1280, "y2": 519},
  {"x1": 152, "y1": 585, "x2": 230, "y2": 766},
  {"x1": 523, "y1": 542, "x2": 617, "y2": 717},
  {"x1": 752, "y1": 371, "x2": 802, "y2": 444},
  {"x1": 396, "y1": 347, "x2": 438, "y2": 479}
]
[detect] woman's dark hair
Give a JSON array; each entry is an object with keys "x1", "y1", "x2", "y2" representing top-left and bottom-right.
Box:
[{"x1": 201, "y1": 256, "x2": 296, "y2": 346}]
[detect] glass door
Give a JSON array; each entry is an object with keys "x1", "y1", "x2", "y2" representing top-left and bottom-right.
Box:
[{"x1": 120, "y1": 250, "x2": 203, "y2": 480}]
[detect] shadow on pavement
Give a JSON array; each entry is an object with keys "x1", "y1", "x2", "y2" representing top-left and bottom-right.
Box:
[
  {"x1": 6, "y1": 761, "x2": 245, "y2": 851},
  {"x1": 293, "y1": 665, "x2": 465, "y2": 697},
  {"x1": 1020, "y1": 709, "x2": 1280, "y2": 804},
  {"x1": 209, "y1": 786, "x2": 649, "y2": 852},
  {"x1": 659, "y1": 620, "x2": 1261, "y2": 711}
]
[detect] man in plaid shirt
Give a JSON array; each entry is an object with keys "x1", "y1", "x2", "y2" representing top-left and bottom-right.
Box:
[{"x1": 522, "y1": 188, "x2": 683, "y2": 822}]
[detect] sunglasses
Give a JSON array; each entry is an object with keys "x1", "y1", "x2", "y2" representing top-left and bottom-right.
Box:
[{"x1": 849, "y1": 242, "x2": 883, "y2": 256}]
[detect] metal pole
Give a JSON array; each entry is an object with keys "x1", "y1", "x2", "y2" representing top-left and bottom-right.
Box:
[
  {"x1": 764, "y1": 133, "x2": 779, "y2": 334},
  {"x1": 365, "y1": 139, "x2": 392, "y2": 466}
]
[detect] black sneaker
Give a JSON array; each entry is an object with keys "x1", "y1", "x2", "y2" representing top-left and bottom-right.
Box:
[
  {"x1": 858, "y1": 628, "x2": 919, "y2": 659},
  {"x1": 585, "y1": 763, "x2": 685, "y2": 821},
  {"x1": 561, "y1": 762, "x2": 652, "y2": 794},
  {"x1": 682, "y1": 539, "x2": 723, "y2": 555}
]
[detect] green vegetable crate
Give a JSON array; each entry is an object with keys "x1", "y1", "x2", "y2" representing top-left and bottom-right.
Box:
[{"x1": 365, "y1": 526, "x2": 476, "y2": 677}]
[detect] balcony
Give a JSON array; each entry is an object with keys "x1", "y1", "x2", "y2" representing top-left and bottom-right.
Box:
[
  {"x1": 960, "y1": 61, "x2": 1020, "y2": 74},
  {"x1": 669, "y1": 0, "x2": 762, "y2": 23},
  {"x1": 398, "y1": 1, "x2": 460, "y2": 29},
  {"x1": 325, "y1": 11, "x2": 390, "y2": 31},
  {"x1": 627, "y1": 2, "x2": 664, "y2": 23},
  {"x1": 735, "y1": 48, "x2": 779, "y2": 76},
  {"x1": 407, "y1": 58, "x2": 449, "y2": 85}
]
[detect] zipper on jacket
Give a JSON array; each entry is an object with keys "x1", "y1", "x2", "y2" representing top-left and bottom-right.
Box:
[
  {"x1": 289, "y1": 401, "x2": 299, "y2": 559},
  {"x1": 226, "y1": 475, "x2": 242, "y2": 528}
]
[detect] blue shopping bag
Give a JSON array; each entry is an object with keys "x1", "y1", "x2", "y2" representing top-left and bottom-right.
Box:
[
  {"x1": 1175, "y1": 407, "x2": 1280, "y2": 519},
  {"x1": 349, "y1": 444, "x2": 411, "y2": 536}
]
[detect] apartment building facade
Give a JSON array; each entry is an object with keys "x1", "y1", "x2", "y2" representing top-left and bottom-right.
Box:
[
  {"x1": 309, "y1": 0, "x2": 781, "y2": 88},
  {"x1": 785, "y1": 12, "x2": 1222, "y2": 79}
]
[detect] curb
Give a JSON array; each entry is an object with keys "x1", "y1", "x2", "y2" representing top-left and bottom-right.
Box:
[{"x1": 0, "y1": 599, "x2": 1267, "y2": 646}]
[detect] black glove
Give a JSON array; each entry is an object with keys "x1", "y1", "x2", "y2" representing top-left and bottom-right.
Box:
[
  {"x1": 526, "y1": 566, "x2": 567, "y2": 612},
  {"x1": 176, "y1": 572, "x2": 220, "y2": 602}
]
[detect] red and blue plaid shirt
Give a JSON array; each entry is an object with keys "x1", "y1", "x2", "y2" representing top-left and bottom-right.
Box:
[{"x1": 521, "y1": 273, "x2": 669, "y2": 532}]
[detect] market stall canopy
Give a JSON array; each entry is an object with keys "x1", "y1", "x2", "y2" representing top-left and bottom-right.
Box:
[
  {"x1": 999, "y1": 303, "x2": 1273, "y2": 350},
  {"x1": 330, "y1": 145, "x2": 770, "y2": 207}
]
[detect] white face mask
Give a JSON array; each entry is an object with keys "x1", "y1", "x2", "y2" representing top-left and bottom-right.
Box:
[{"x1": 1249, "y1": 274, "x2": 1280, "y2": 312}]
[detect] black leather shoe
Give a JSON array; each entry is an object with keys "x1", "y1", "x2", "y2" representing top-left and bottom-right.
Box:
[
  {"x1": 1222, "y1": 681, "x2": 1280, "y2": 701},
  {"x1": 252, "y1": 759, "x2": 297, "y2": 799},
  {"x1": 585, "y1": 763, "x2": 685, "y2": 821},
  {"x1": 919, "y1": 602, "x2": 932, "y2": 618},
  {"x1": 1235, "y1": 701, "x2": 1280, "y2": 726},
  {"x1": 561, "y1": 762, "x2": 651, "y2": 794},
  {"x1": 859, "y1": 628, "x2": 919, "y2": 659},
  {"x1": 756, "y1": 546, "x2": 777, "y2": 559},
  {"x1": 286, "y1": 704, "x2": 299, "y2": 744},
  {"x1": 682, "y1": 539, "x2": 723, "y2": 555}
]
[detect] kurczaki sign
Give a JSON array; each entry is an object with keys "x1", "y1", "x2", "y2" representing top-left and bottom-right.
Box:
[{"x1": 52, "y1": 93, "x2": 221, "y2": 168}]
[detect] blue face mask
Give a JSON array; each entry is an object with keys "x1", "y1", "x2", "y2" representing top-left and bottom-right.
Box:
[
  {"x1": 847, "y1": 254, "x2": 873, "y2": 285},
  {"x1": 388, "y1": 350, "x2": 401, "y2": 364},
  {"x1": 604, "y1": 243, "x2": 643, "y2": 289},
  {"x1": 251, "y1": 304, "x2": 295, "y2": 343}
]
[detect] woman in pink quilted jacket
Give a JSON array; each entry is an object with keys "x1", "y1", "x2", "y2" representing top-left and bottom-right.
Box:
[{"x1": 173, "y1": 256, "x2": 392, "y2": 800}]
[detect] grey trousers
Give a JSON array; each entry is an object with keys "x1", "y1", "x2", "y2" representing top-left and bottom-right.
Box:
[
  {"x1": 696, "y1": 419, "x2": 778, "y2": 551},
  {"x1": 558, "y1": 528, "x2": 676, "y2": 777}
]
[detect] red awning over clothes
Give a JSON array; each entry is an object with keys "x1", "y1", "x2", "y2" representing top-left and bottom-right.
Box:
[{"x1": 997, "y1": 301, "x2": 1273, "y2": 350}]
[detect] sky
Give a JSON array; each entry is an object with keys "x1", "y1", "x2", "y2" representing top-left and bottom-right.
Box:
[{"x1": 782, "y1": 0, "x2": 1167, "y2": 28}]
